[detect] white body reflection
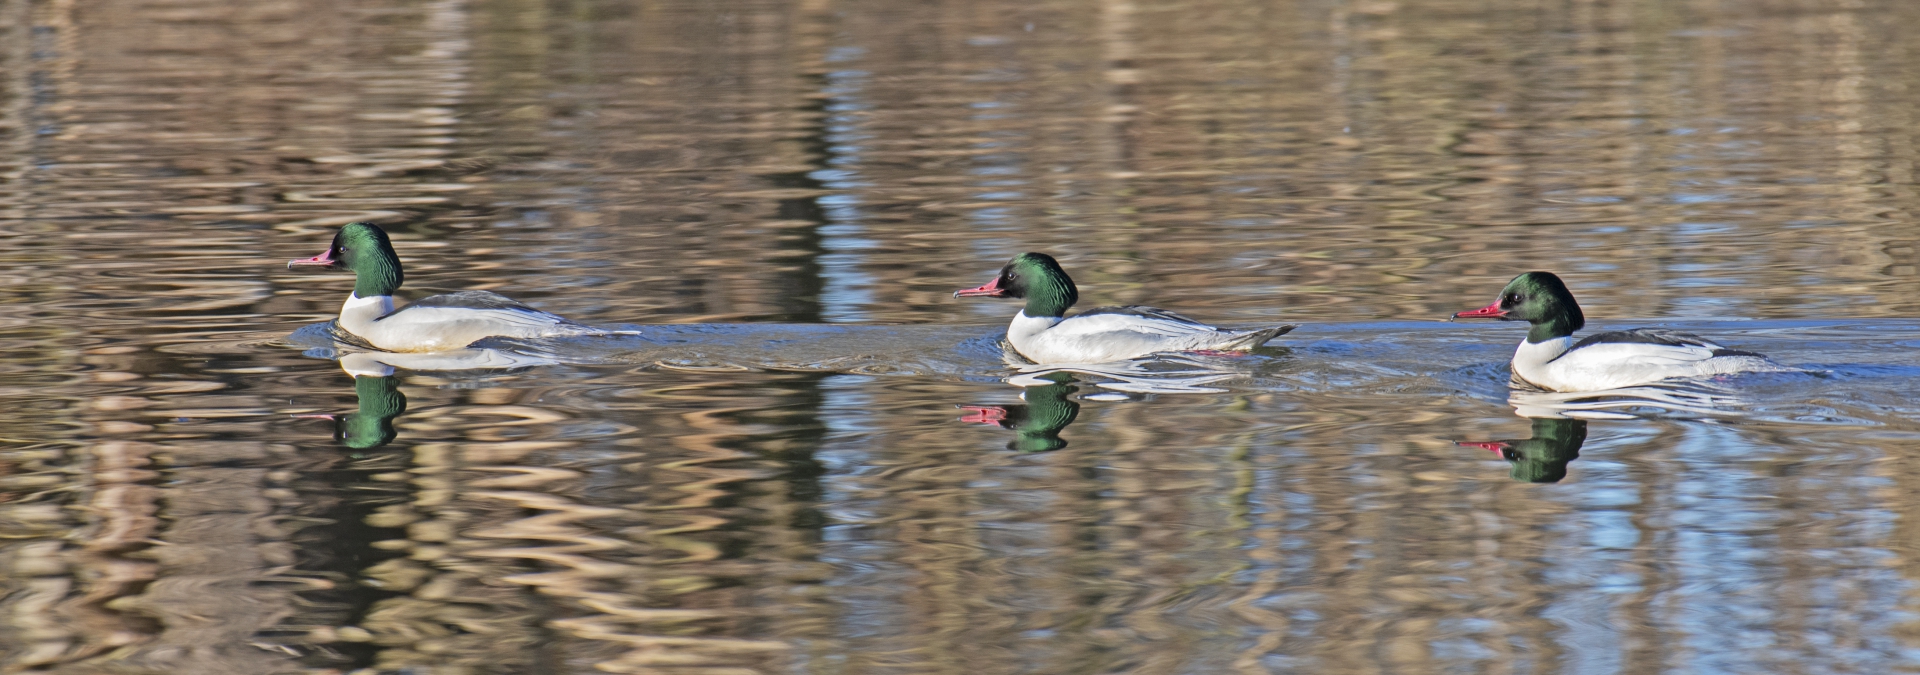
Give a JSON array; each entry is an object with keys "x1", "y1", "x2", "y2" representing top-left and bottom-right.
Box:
[
  {"x1": 301, "y1": 348, "x2": 561, "y2": 449},
  {"x1": 337, "y1": 349, "x2": 560, "y2": 377},
  {"x1": 1506, "y1": 380, "x2": 1754, "y2": 420},
  {"x1": 1004, "y1": 351, "x2": 1262, "y2": 395}
]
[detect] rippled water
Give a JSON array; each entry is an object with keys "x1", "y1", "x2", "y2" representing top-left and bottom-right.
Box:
[{"x1": 8, "y1": 0, "x2": 1920, "y2": 672}]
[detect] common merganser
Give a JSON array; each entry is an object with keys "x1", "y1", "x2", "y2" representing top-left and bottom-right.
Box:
[
  {"x1": 289, "y1": 222, "x2": 604, "y2": 352},
  {"x1": 1452, "y1": 271, "x2": 1788, "y2": 392},
  {"x1": 954, "y1": 252, "x2": 1295, "y2": 364}
]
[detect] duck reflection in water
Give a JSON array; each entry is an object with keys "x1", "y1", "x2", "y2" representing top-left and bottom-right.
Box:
[
  {"x1": 298, "y1": 349, "x2": 553, "y2": 449},
  {"x1": 959, "y1": 374, "x2": 1081, "y2": 452},
  {"x1": 1458, "y1": 417, "x2": 1587, "y2": 483},
  {"x1": 297, "y1": 354, "x2": 409, "y2": 449},
  {"x1": 308, "y1": 372, "x2": 407, "y2": 449}
]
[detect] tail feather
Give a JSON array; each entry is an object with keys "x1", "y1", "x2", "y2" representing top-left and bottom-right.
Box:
[{"x1": 1221, "y1": 324, "x2": 1297, "y2": 350}]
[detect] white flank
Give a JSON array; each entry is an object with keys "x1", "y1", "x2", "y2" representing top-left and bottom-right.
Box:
[
  {"x1": 1004, "y1": 308, "x2": 1274, "y2": 364},
  {"x1": 1509, "y1": 334, "x2": 1784, "y2": 392},
  {"x1": 334, "y1": 291, "x2": 580, "y2": 353}
]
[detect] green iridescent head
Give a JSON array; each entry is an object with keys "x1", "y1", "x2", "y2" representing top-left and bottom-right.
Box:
[
  {"x1": 1454, "y1": 271, "x2": 1585, "y2": 343},
  {"x1": 954, "y1": 252, "x2": 1081, "y2": 318},
  {"x1": 289, "y1": 222, "x2": 405, "y2": 297}
]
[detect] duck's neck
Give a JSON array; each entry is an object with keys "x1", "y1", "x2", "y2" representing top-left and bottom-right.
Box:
[
  {"x1": 339, "y1": 292, "x2": 395, "y2": 337},
  {"x1": 353, "y1": 254, "x2": 403, "y2": 299},
  {"x1": 1008, "y1": 310, "x2": 1062, "y2": 348},
  {"x1": 1021, "y1": 275, "x2": 1077, "y2": 318},
  {"x1": 1526, "y1": 311, "x2": 1581, "y2": 344}
]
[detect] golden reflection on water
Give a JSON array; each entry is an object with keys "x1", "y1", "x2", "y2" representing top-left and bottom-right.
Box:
[{"x1": 7, "y1": 0, "x2": 1920, "y2": 672}]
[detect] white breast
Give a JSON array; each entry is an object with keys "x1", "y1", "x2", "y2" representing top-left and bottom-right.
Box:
[
  {"x1": 1509, "y1": 336, "x2": 1575, "y2": 388},
  {"x1": 1006, "y1": 311, "x2": 1063, "y2": 350},
  {"x1": 342, "y1": 293, "x2": 391, "y2": 314}
]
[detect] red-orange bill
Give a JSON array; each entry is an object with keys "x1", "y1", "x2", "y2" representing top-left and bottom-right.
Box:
[
  {"x1": 288, "y1": 250, "x2": 336, "y2": 269},
  {"x1": 954, "y1": 277, "x2": 1006, "y2": 298},
  {"x1": 1452, "y1": 301, "x2": 1507, "y2": 319}
]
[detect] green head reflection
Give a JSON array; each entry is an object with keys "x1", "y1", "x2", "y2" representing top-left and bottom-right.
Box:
[
  {"x1": 336, "y1": 375, "x2": 406, "y2": 449},
  {"x1": 960, "y1": 375, "x2": 1081, "y2": 452},
  {"x1": 1460, "y1": 417, "x2": 1586, "y2": 483},
  {"x1": 301, "y1": 349, "x2": 549, "y2": 449}
]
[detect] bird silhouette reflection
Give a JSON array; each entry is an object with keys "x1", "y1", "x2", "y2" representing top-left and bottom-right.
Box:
[
  {"x1": 959, "y1": 375, "x2": 1082, "y2": 452},
  {"x1": 1459, "y1": 417, "x2": 1587, "y2": 483},
  {"x1": 318, "y1": 375, "x2": 406, "y2": 449}
]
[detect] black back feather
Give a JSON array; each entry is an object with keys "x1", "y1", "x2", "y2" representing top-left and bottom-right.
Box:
[{"x1": 1569, "y1": 328, "x2": 1717, "y2": 351}]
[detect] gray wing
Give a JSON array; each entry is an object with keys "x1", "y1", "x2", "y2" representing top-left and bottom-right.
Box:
[
  {"x1": 1073, "y1": 305, "x2": 1212, "y2": 327},
  {"x1": 398, "y1": 291, "x2": 543, "y2": 313},
  {"x1": 380, "y1": 291, "x2": 579, "y2": 326}
]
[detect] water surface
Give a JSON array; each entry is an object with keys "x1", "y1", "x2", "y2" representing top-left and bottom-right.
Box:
[{"x1": 7, "y1": 0, "x2": 1920, "y2": 673}]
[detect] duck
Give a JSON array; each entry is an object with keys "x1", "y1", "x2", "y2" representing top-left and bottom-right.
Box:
[
  {"x1": 1452, "y1": 271, "x2": 1788, "y2": 392},
  {"x1": 289, "y1": 222, "x2": 605, "y2": 352},
  {"x1": 954, "y1": 252, "x2": 1295, "y2": 364}
]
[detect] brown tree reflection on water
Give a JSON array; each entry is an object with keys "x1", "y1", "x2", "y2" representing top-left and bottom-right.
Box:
[
  {"x1": 312, "y1": 372, "x2": 814, "y2": 674},
  {"x1": 5, "y1": 0, "x2": 1920, "y2": 672}
]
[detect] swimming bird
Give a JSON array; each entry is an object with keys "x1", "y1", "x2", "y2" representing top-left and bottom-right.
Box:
[
  {"x1": 954, "y1": 252, "x2": 1294, "y2": 364},
  {"x1": 289, "y1": 222, "x2": 604, "y2": 352},
  {"x1": 1452, "y1": 271, "x2": 1787, "y2": 392}
]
